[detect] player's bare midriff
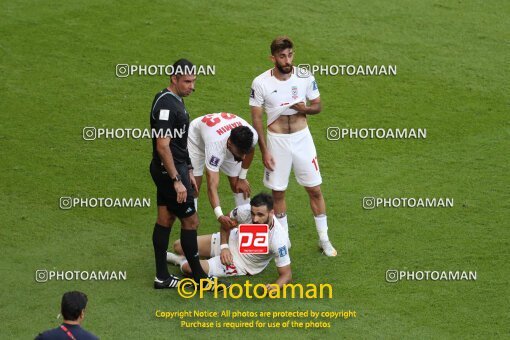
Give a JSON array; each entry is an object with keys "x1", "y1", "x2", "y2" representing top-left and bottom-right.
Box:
[{"x1": 268, "y1": 113, "x2": 308, "y2": 134}]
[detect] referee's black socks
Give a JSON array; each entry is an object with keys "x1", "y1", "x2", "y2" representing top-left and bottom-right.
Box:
[
  {"x1": 153, "y1": 223, "x2": 171, "y2": 280},
  {"x1": 180, "y1": 229, "x2": 208, "y2": 281}
]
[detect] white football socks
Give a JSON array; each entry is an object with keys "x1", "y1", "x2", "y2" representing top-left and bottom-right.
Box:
[
  {"x1": 276, "y1": 214, "x2": 291, "y2": 248},
  {"x1": 180, "y1": 261, "x2": 188, "y2": 274},
  {"x1": 167, "y1": 252, "x2": 186, "y2": 266},
  {"x1": 314, "y1": 214, "x2": 329, "y2": 242},
  {"x1": 277, "y1": 214, "x2": 288, "y2": 234},
  {"x1": 233, "y1": 193, "x2": 250, "y2": 207}
]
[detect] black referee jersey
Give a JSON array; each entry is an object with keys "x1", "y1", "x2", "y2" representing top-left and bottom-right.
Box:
[{"x1": 150, "y1": 88, "x2": 191, "y2": 166}]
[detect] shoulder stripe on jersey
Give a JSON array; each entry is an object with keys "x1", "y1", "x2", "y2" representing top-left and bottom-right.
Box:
[
  {"x1": 151, "y1": 92, "x2": 172, "y2": 120},
  {"x1": 151, "y1": 91, "x2": 182, "y2": 120}
]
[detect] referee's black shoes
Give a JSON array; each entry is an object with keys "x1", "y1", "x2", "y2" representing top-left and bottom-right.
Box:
[
  {"x1": 153, "y1": 275, "x2": 231, "y2": 291},
  {"x1": 154, "y1": 275, "x2": 181, "y2": 289}
]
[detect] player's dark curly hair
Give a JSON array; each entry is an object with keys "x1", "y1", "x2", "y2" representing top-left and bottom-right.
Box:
[
  {"x1": 230, "y1": 126, "x2": 254, "y2": 155},
  {"x1": 250, "y1": 193, "x2": 274, "y2": 211},
  {"x1": 61, "y1": 291, "x2": 88, "y2": 321},
  {"x1": 271, "y1": 36, "x2": 293, "y2": 55}
]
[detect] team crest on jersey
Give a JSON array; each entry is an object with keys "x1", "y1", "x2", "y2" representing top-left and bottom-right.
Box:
[
  {"x1": 209, "y1": 156, "x2": 220, "y2": 167},
  {"x1": 250, "y1": 88, "x2": 255, "y2": 99},
  {"x1": 278, "y1": 245, "x2": 287, "y2": 257},
  {"x1": 312, "y1": 80, "x2": 318, "y2": 91},
  {"x1": 291, "y1": 86, "x2": 298, "y2": 99}
]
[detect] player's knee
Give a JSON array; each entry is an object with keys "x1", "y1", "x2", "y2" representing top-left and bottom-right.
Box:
[
  {"x1": 181, "y1": 262, "x2": 191, "y2": 275},
  {"x1": 173, "y1": 240, "x2": 183, "y2": 254},
  {"x1": 306, "y1": 186, "x2": 323, "y2": 200},
  {"x1": 272, "y1": 190, "x2": 285, "y2": 201},
  {"x1": 156, "y1": 214, "x2": 175, "y2": 227},
  {"x1": 181, "y1": 214, "x2": 199, "y2": 230},
  {"x1": 156, "y1": 217, "x2": 170, "y2": 227}
]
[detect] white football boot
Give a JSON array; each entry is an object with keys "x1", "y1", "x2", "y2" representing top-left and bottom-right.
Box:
[
  {"x1": 166, "y1": 252, "x2": 186, "y2": 266},
  {"x1": 319, "y1": 240, "x2": 338, "y2": 257}
]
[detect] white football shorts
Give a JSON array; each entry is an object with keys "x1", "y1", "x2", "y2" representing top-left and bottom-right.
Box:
[
  {"x1": 264, "y1": 127, "x2": 322, "y2": 191},
  {"x1": 207, "y1": 232, "x2": 246, "y2": 277}
]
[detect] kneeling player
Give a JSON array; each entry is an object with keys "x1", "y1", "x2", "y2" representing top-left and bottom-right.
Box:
[{"x1": 167, "y1": 193, "x2": 291, "y2": 289}]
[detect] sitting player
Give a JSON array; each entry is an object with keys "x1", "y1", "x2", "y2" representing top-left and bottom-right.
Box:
[{"x1": 167, "y1": 193, "x2": 291, "y2": 289}]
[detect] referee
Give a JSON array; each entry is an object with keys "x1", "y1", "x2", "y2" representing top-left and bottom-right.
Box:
[{"x1": 150, "y1": 58, "x2": 211, "y2": 289}]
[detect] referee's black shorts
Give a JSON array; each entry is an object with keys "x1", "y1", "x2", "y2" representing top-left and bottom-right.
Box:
[{"x1": 150, "y1": 160, "x2": 196, "y2": 218}]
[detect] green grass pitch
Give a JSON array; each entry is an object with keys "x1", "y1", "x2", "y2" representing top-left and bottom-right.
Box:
[{"x1": 1, "y1": 0, "x2": 508, "y2": 338}]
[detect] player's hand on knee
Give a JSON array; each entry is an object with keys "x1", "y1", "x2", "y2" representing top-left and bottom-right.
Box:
[
  {"x1": 263, "y1": 151, "x2": 275, "y2": 171},
  {"x1": 220, "y1": 249, "x2": 233, "y2": 266},
  {"x1": 235, "y1": 179, "x2": 251, "y2": 199},
  {"x1": 174, "y1": 181, "x2": 187, "y2": 203},
  {"x1": 218, "y1": 215, "x2": 236, "y2": 230}
]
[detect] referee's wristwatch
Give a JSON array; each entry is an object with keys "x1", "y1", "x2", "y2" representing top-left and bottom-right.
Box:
[{"x1": 172, "y1": 174, "x2": 182, "y2": 183}]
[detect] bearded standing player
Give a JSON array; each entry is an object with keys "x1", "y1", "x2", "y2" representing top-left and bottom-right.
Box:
[{"x1": 249, "y1": 36, "x2": 337, "y2": 256}]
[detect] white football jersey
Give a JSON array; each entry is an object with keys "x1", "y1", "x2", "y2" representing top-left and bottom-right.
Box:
[
  {"x1": 249, "y1": 67, "x2": 320, "y2": 126},
  {"x1": 228, "y1": 204, "x2": 291, "y2": 275},
  {"x1": 188, "y1": 113, "x2": 258, "y2": 172}
]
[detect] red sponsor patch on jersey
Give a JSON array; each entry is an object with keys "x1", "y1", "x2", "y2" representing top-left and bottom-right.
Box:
[{"x1": 238, "y1": 224, "x2": 269, "y2": 254}]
